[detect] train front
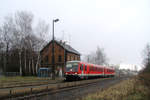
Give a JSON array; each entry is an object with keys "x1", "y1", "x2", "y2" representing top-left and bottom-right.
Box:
[{"x1": 64, "y1": 61, "x2": 80, "y2": 81}]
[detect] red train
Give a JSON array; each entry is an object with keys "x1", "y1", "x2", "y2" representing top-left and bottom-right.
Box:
[{"x1": 64, "y1": 61, "x2": 115, "y2": 80}]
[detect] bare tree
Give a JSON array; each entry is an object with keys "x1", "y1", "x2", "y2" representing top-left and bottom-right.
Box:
[
  {"x1": 0, "y1": 27, "x2": 4, "y2": 50},
  {"x1": 0, "y1": 27, "x2": 4, "y2": 72},
  {"x1": 14, "y1": 11, "x2": 33, "y2": 76},
  {"x1": 143, "y1": 43, "x2": 150, "y2": 72},
  {"x1": 1, "y1": 16, "x2": 15, "y2": 74},
  {"x1": 84, "y1": 52, "x2": 96, "y2": 64},
  {"x1": 1, "y1": 11, "x2": 35, "y2": 76},
  {"x1": 0, "y1": 11, "x2": 50, "y2": 76},
  {"x1": 95, "y1": 46, "x2": 107, "y2": 65},
  {"x1": 83, "y1": 46, "x2": 108, "y2": 65},
  {"x1": 34, "y1": 20, "x2": 49, "y2": 74}
]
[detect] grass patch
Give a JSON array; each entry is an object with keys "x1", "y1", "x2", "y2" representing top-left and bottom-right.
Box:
[{"x1": 82, "y1": 75, "x2": 150, "y2": 100}]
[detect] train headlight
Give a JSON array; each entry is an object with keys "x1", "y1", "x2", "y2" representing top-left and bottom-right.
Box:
[
  {"x1": 65, "y1": 73, "x2": 68, "y2": 75},
  {"x1": 75, "y1": 72, "x2": 77, "y2": 74}
]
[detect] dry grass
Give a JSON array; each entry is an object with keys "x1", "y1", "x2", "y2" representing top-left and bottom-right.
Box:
[{"x1": 82, "y1": 75, "x2": 150, "y2": 100}]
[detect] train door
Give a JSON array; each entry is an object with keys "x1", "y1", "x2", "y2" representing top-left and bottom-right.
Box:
[
  {"x1": 84, "y1": 65, "x2": 86, "y2": 74},
  {"x1": 80, "y1": 64, "x2": 84, "y2": 77},
  {"x1": 103, "y1": 67, "x2": 106, "y2": 77},
  {"x1": 103, "y1": 67, "x2": 105, "y2": 77},
  {"x1": 85, "y1": 65, "x2": 88, "y2": 79},
  {"x1": 104, "y1": 67, "x2": 107, "y2": 77}
]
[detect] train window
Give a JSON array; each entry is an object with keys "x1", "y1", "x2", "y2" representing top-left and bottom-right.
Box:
[
  {"x1": 89, "y1": 66, "x2": 92, "y2": 71},
  {"x1": 90, "y1": 66, "x2": 92, "y2": 71},
  {"x1": 100, "y1": 68, "x2": 101, "y2": 72},
  {"x1": 85, "y1": 65, "x2": 87, "y2": 71},
  {"x1": 95, "y1": 67, "x2": 97, "y2": 71},
  {"x1": 99, "y1": 68, "x2": 102, "y2": 72},
  {"x1": 92, "y1": 67, "x2": 93, "y2": 71},
  {"x1": 92, "y1": 67, "x2": 94, "y2": 71},
  {"x1": 91, "y1": 66, "x2": 93, "y2": 71}
]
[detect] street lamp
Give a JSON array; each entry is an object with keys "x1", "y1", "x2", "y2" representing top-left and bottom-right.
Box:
[{"x1": 52, "y1": 19, "x2": 59, "y2": 80}]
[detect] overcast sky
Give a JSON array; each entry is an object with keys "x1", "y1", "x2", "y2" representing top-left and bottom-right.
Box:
[{"x1": 0, "y1": 0, "x2": 150, "y2": 67}]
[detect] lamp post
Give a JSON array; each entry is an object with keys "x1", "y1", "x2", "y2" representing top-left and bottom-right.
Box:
[{"x1": 52, "y1": 19, "x2": 59, "y2": 80}]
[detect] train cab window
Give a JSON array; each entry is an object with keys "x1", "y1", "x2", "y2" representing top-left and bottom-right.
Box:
[{"x1": 66, "y1": 62, "x2": 78, "y2": 72}]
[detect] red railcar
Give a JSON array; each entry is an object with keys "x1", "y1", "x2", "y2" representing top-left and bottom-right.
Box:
[{"x1": 64, "y1": 61, "x2": 115, "y2": 80}]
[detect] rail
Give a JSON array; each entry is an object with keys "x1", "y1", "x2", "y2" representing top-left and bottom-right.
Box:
[{"x1": 0, "y1": 77, "x2": 113, "y2": 100}]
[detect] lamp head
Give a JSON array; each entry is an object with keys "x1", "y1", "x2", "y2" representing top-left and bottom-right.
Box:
[{"x1": 54, "y1": 19, "x2": 59, "y2": 22}]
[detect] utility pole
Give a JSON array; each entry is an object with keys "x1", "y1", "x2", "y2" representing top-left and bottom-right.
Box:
[{"x1": 52, "y1": 19, "x2": 59, "y2": 80}]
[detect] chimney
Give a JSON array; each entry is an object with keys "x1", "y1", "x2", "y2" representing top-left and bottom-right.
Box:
[
  {"x1": 63, "y1": 41, "x2": 66, "y2": 45},
  {"x1": 60, "y1": 40, "x2": 62, "y2": 44}
]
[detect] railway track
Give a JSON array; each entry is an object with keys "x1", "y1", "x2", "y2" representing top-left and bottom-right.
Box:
[{"x1": 2, "y1": 77, "x2": 127, "y2": 100}]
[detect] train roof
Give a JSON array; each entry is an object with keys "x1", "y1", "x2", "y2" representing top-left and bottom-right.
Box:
[
  {"x1": 67, "y1": 61, "x2": 103, "y2": 67},
  {"x1": 66, "y1": 61, "x2": 114, "y2": 70},
  {"x1": 66, "y1": 61, "x2": 80, "y2": 63}
]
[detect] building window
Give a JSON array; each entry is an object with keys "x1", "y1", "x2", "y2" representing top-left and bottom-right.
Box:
[
  {"x1": 59, "y1": 47, "x2": 61, "y2": 52},
  {"x1": 70, "y1": 56, "x2": 72, "y2": 61},
  {"x1": 67, "y1": 56, "x2": 70, "y2": 61},
  {"x1": 41, "y1": 60, "x2": 43, "y2": 64},
  {"x1": 45, "y1": 56, "x2": 48, "y2": 63},
  {"x1": 58, "y1": 55, "x2": 62, "y2": 62}
]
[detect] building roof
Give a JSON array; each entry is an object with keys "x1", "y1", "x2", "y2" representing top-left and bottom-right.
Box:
[{"x1": 40, "y1": 40, "x2": 80, "y2": 55}]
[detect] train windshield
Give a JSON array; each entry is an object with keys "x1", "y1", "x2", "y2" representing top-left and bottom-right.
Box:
[{"x1": 66, "y1": 62, "x2": 78, "y2": 72}]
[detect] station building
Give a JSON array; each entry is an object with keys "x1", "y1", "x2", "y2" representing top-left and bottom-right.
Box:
[{"x1": 40, "y1": 40, "x2": 80, "y2": 77}]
